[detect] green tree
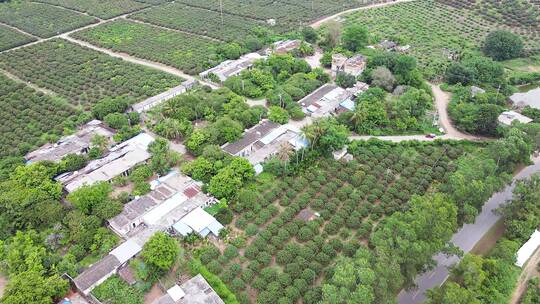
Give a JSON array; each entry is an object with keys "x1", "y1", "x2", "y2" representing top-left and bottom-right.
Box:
[
  {"x1": 104, "y1": 113, "x2": 129, "y2": 130},
  {"x1": 483, "y1": 30, "x2": 523, "y2": 61},
  {"x1": 1, "y1": 271, "x2": 68, "y2": 304},
  {"x1": 341, "y1": 24, "x2": 368, "y2": 52},
  {"x1": 335, "y1": 72, "x2": 356, "y2": 88},
  {"x1": 67, "y1": 182, "x2": 113, "y2": 215},
  {"x1": 142, "y1": 232, "x2": 179, "y2": 276},
  {"x1": 371, "y1": 66, "x2": 395, "y2": 91},
  {"x1": 268, "y1": 106, "x2": 290, "y2": 124}
]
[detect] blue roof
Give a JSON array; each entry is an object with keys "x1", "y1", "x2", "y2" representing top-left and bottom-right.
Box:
[
  {"x1": 339, "y1": 98, "x2": 356, "y2": 111},
  {"x1": 172, "y1": 221, "x2": 193, "y2": 236},
  {"x1": 199, "y1": 228, "x2": 211, "y2": 238}
]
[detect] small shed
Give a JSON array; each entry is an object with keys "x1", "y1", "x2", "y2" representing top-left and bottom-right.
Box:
[{"x1": 516, "y1": 230, "x2": 540, "y2": 268}]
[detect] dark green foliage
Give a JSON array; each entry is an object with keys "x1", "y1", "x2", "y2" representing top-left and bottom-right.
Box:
[
  {"x1": 483, "y1": 30, "x2": 524, "y2": 61},
  {"x1": 93, "y1": 275, "x2": 143, "y2": 304}
]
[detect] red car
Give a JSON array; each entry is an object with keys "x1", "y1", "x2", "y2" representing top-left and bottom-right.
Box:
[{"x1": 425, "y1": 133, "x2": 437, "y2": 139}]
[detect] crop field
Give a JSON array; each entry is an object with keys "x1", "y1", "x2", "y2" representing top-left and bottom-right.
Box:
[
  {"x1": 130, "y1": 3, "x2": 266, "y2": 41},
  {"x1": 0, "y1": 1, "x2": 97, "y2": 38},
  {"x1": 345, "y1": 0, "x2": 540, "y2": 78},
  {"x1": 199, "y1": 142, "x2": 464, "y2": 303},
  {"x1": 72, "y1": 20, "x2": 220, "y2": 74},
  {"x1": 0, "y1": 24, "x2": 36, "y2": 52},
  {"x1": 34, "y1": 0, "x2": 151, "y2": 19},
  {"x1": 442, "y1": 0, "x2": 540, "y2": 30},
  {"x1": 0, "y1": 39, "x2": 183, "y2": 107},
  {"x1": 0, "y1": 74, "x2": 78, "y2": 157},
  {"x1": 177, "y1": 0, "x2": 379, "y2": 31}
]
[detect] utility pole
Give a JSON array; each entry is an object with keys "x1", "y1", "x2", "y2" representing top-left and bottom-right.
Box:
[{"x1": 219, "y1": 0, "x2": 224, "y2": 26}]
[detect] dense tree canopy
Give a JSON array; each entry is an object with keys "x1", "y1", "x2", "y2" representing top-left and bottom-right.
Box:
[{"x1": 483, "y1": 30, "x2": 523, "y2": 61}]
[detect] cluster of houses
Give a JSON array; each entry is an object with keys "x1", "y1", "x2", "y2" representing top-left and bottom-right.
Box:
[
  {"x1": 471, "y1": 86, "x2": 536, "y2": 127},
  {"x1": 25, "y1": 119, "x2": 225, "y2": 303}
]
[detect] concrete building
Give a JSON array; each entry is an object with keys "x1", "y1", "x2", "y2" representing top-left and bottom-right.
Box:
[
  {"x1": 331, "y1": 53, "x2": 366, "y2": 77},
  {"x1": 56, "y1": 133, "x2": 154, "y2": 193},
  {"x1": 153, "y1": 274, "x2": 224, "y2": 304},
  {"x1": 510, "y1": 87, "x2": 540, "y2": 109},
  {"x1": 268, "y1": 39, "x2": 302, "y2": 55},
  {"x1": 25, "y1": 120, "x2": 114, "y2": 164},
  {"x1": 131, "y1": 80, "x2": 198, "y2": 113},
  {"x1": 108, "y1": 171, "x2": 217, "y2": 238},
  {"x1": 246, "y1": 125, "x2": 308, "y2": 168},
  {"x1": 199, "y1": 53, "x2": 266, "y2": 83},
  {"x1": 498, "y1": 111, "x2": 533, "y2": 126},
  {"x1": 221, "y1": 120, "x2": 280, "y2": 157},
  {"x1": 73, "y1": 239, "x2": 142, "y2": 295},
  {"x1": 298, "y1": 84, "x2": 353, "y2": 117},
  {"x1": 172, "y1": 207, "x2": 223, "y2": 238}
]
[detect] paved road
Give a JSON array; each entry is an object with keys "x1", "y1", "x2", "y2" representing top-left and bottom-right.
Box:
[
  {"x1": 398, "y1": 158, "x2": 540, "y2": 304},
  {"x1": 310, "y1": 0, "x2": 415, "y2": 28}
]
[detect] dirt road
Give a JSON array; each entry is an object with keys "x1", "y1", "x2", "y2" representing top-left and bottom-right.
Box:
[
  {"x1": 310, "y1": 0, "x2": 415, "y2": 28},
  {"x1": 511, "y1": 247, "x2": 540, "y2": 304},
  {"x1": 431, "y1": 84, "x2": 485, "y2": 141}
]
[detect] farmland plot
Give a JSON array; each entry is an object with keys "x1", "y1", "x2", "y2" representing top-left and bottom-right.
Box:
[
  {"x1": 199, "y1": 142, "x2": 464, "y2": 303},
  {"x1": 35, "y1": 0, "x2": 151, "y2": 19},
  {"x1": 0, "y1": 39, "x2": 183, "y2": 107},
  {"x1": 346, "y1": 0, "x2": 540, "y2": 78},
  {"x1": 73, "y1": 19, "x2": 221, "y2": 74},
  {"x1": 129, "y1": 3, "x2": 266, "y2": 41},
  {"x1": 0, "y1": 1, "x2": 97, "y2": 38},
  {"x1": 0, "y1": 24, "x2": 36, "y2": 51},
  {"x1": 0, "y1": 74, "x2": 78, "y2": 157}
]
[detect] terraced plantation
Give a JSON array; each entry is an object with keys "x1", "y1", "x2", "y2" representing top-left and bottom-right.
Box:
[
  {"x1": 0, "y1": 24, "x2": 36, "y2": 52},
  {"x1": 72, "y1": 19, "x2": 220, "y2": 74},
  {"x1": 0, "y1": 39, "x2": 183, "y2": 107},
  {"x1": 0, "y1": 1, "x2": 97, "y2": 38},
  {"x1": 345, "y1": 0, "x2": 540, "y2": 78},
  {"x1": 0, "y1": 74, "x2": 78, "y2": 157},
  {"x1": 130, "y1": 2, "x2": 265, "y2": 41},
  {"x1": 35, "y1": 0, "x2": 151, "y2": 19},
  {"x1": 177, "y1": 0, "x2": 381, "y2": 31}
]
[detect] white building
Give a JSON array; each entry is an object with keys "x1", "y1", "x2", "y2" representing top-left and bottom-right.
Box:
[
  {"x1": 56, "y1": 133, "x2": 154, "y2": 193},
  {"x1": 221, "y1": 120, "x2": 280, "y2": 157},
  {"x1": 267, "y1": 39, "x2": 302, "y2": 55},
  {"x1": 25, "y1": 120, "x2": 114, "y2": 164},
  {"x1": 131, "y1": 79, "x2": 198, "y2": 113},
  {"x1": 199, "y1": 53, "x2": 266, "y2": 83},
  {"x1": 510, "y1": 87, "x2": 540, "y2": 109},
  {"x1": 498, "y1": 111, "x2": 532, "y2": 126},
  {"x1": 516, "y1": 230, "x2": 540, "y2": 268},
  {"x1": 172, "y1": 207, "x2": 223, "y2": 238},
  {"x1": 108, "y1": 171, "x2": 217, "y2": 238},
  {"x1": 298, "y1": 84, "x2": 353, "y2": 117},
  {"x1": 152, "y1": 274, "x2": 224, "y2": 304}
]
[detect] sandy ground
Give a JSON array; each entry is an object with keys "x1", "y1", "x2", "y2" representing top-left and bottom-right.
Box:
[
  {"x1": 144, "y1": 284, "x2": 164, "y2": 304},
  {"x1": 0, "y1": 275, "x2": 6, "y2": 298}
]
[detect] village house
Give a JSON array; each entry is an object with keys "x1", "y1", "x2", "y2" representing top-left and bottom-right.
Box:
[
  {"x1": 515, "y1": 230, "x2": 540, "y2": 268},
  {"x1": 171, "y1": 207, "x2": 223, "y2": 238},
  {"x1": 25, "y1": 120, "x2": 114, "y2": 164},
  {"x1": 510, "y1": 87, "x2": 540, "y2": 109},
  {"x1": 221, "y1": 120, "x2": 280, "y2": 157},
  {"x1": 199, "y1": 53, "x2": 266, "y2": 83},
  {"x1": 131, "y1": 79, "x2": 198, "y2": 113},
  {"x1": 267, "y1": 39, "x2": 302, "y2": 55},
  {"x1": 73, "y1": 239, "x2": 142, "y2": 296},
  {"x1": 331, "y1": 53, "x2": 367, "y2": 77},
  {"x1": 153, "y1": 274, "x2": 225, "y2": 304},
  {"x1": 56, "y1": 132, "x2": 154, "y2": 193},
  {"x1": 498, "y1": 111, "x2": 533, "y2": 126},
  {"x1": 109, "y1": 171, "x2": 217, "y2": 238},
  {"x1": 298, "y1": 84, "x2": 353, "y2": 117}
]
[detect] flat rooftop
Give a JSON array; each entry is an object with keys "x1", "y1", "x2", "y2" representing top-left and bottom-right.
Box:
[{"x1": 153, "y1": 274, "x2": 224, "y2": 304}]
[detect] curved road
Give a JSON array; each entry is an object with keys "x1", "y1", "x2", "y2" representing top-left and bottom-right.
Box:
[
  {"x1": 398, "y1": 157, "x2": 540, "y2": 304},
  {"x1": 310, "y1": 0, "x2": 415, "y2": 28}
]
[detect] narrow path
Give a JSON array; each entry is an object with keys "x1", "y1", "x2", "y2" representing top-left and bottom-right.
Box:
[
  {"x1": 511, "y1": 247, "x2": 540, "y2": 304},
  {"x1": 60, "y1": 35, "x2": 217, "y2": 89},
  {"x1": 0, "y1": 68, "x2": 55, "y2": 95},
  {"x1": 0, "y1": 21, "x2": 41, "y2": 40},
  {"x1": 30, "y1": 0, "x2": 104, "y2": 20},
  {"x1": 310, "y1": 0, "x2": 416, "y2": 28},
  {"x1": 431, "y1": 83, "x2": 485, "y2": 141}
]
